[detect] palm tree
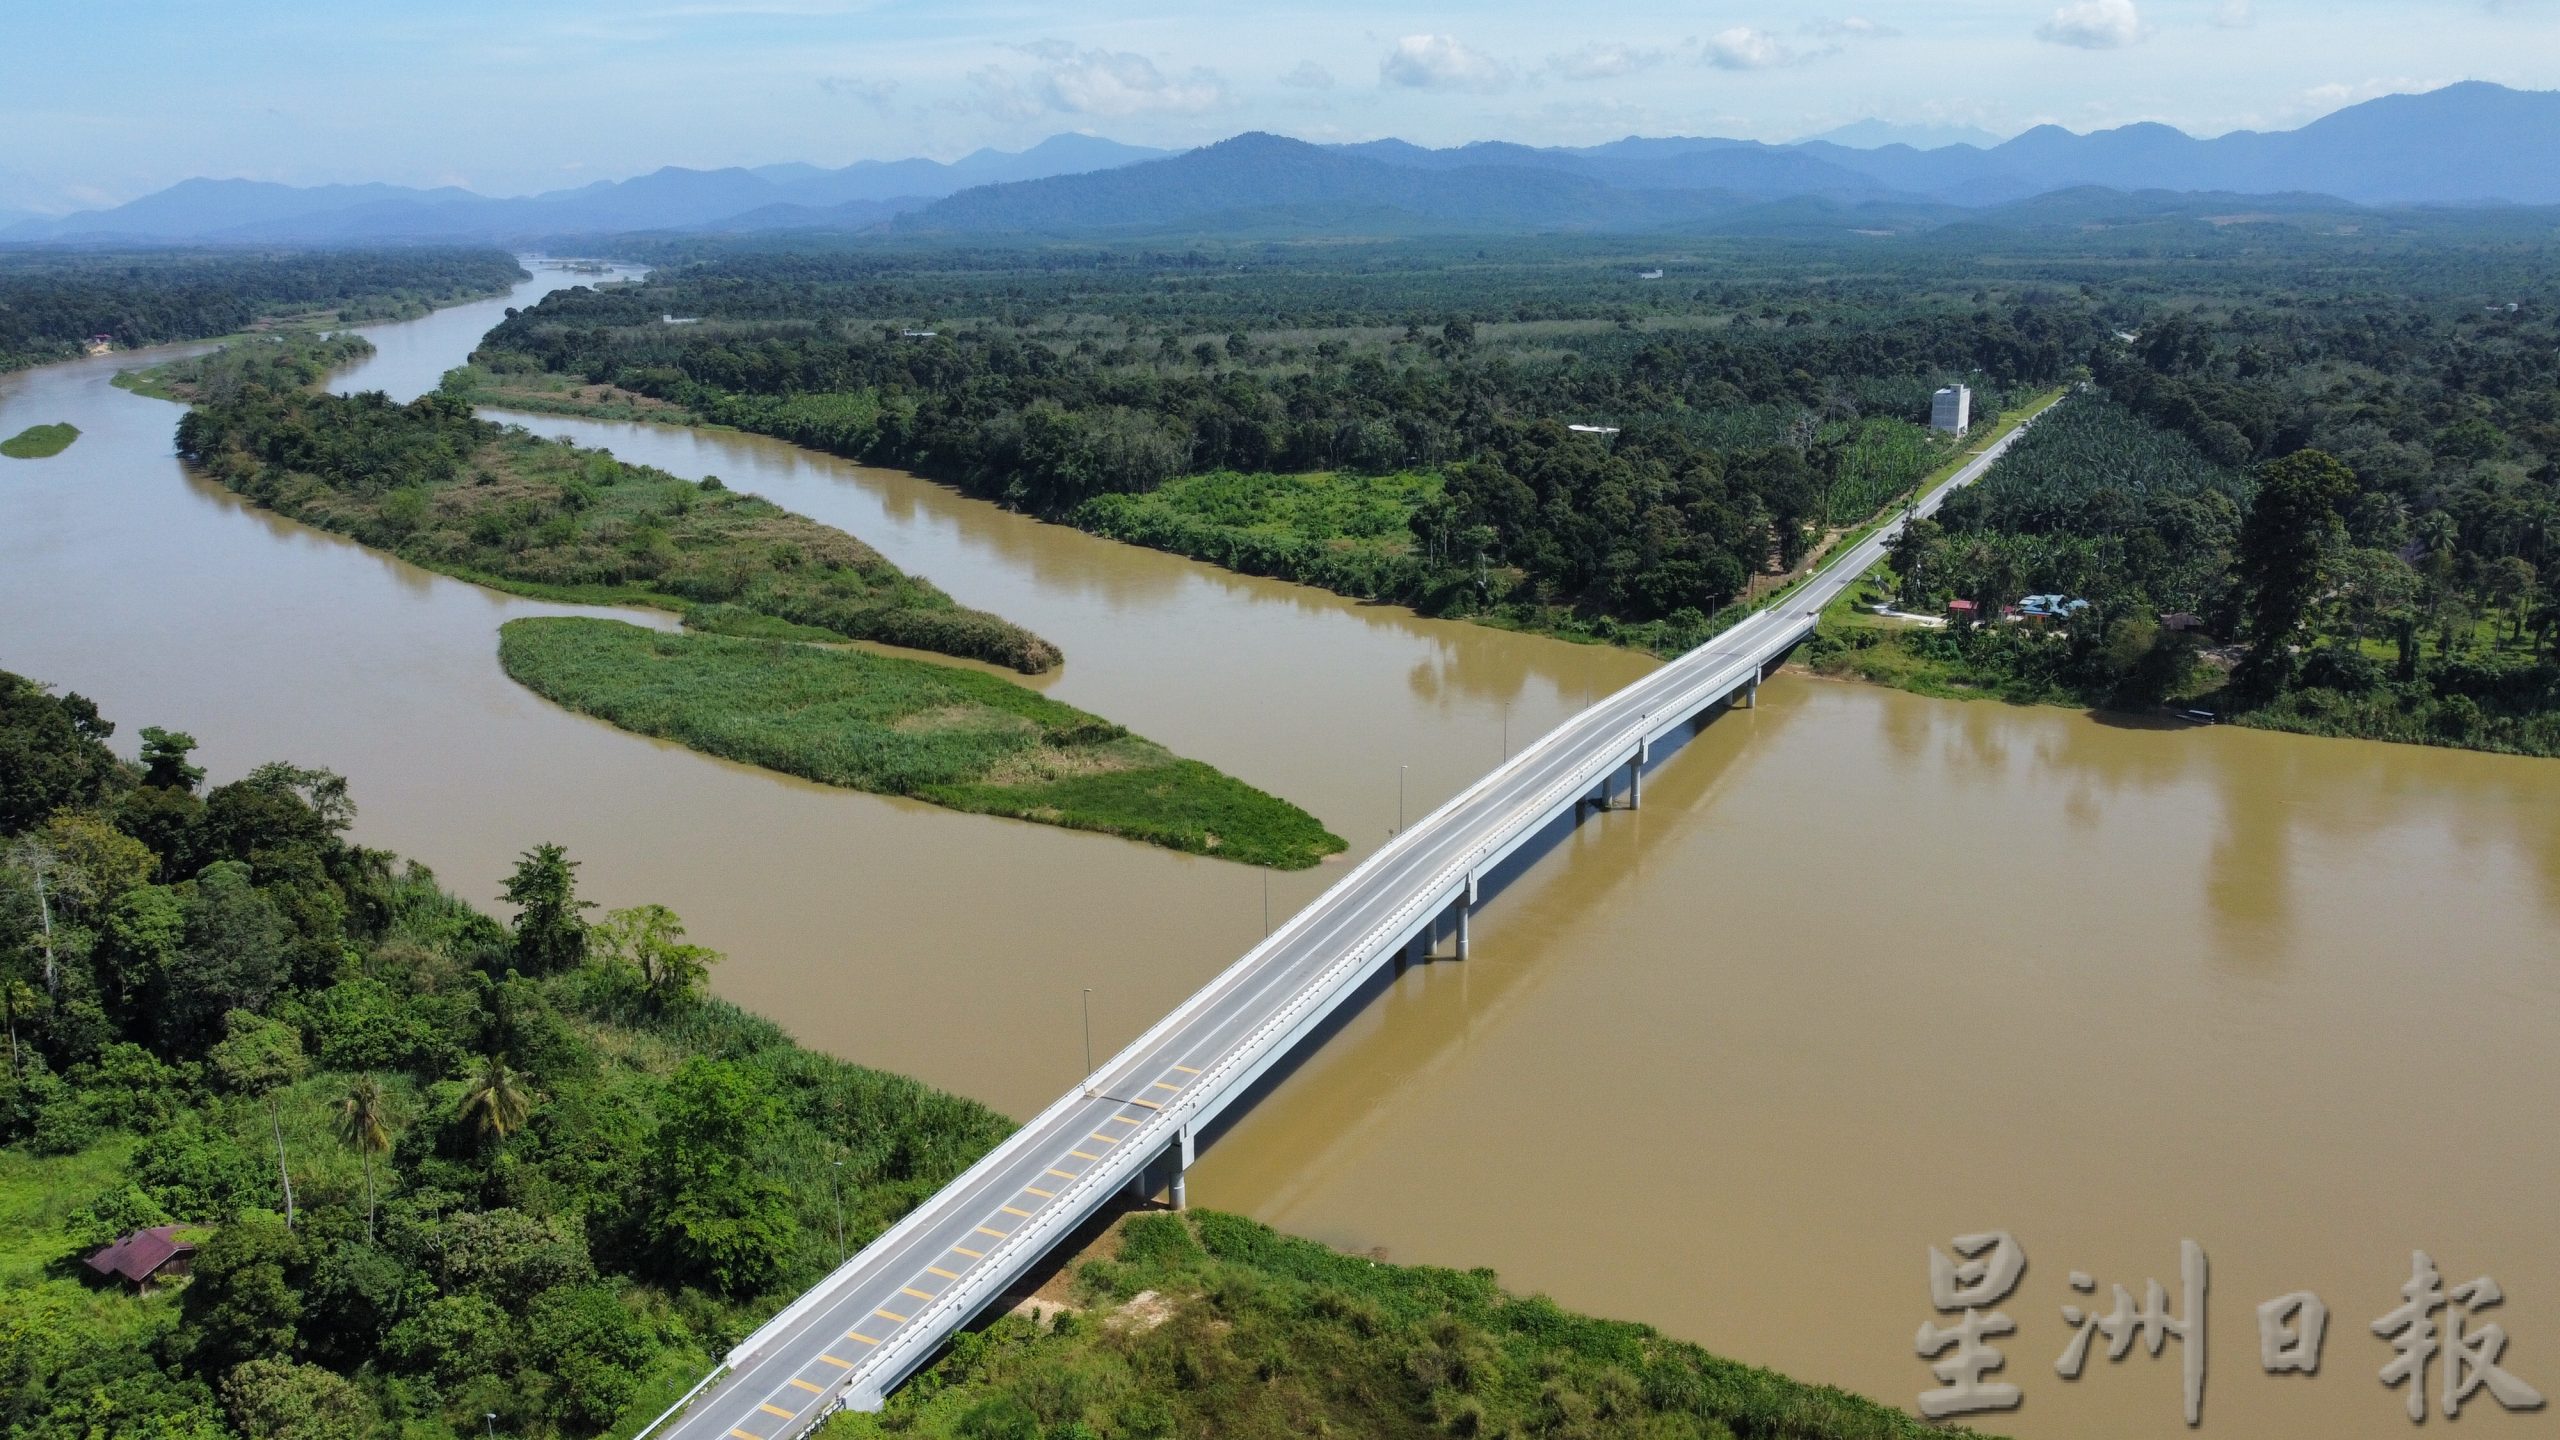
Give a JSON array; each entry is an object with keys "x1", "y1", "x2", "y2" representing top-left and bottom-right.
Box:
[
  {"x1": 333, "y1": 1075, "x2": 394, "y2": 1240},
  {"x1": 458, "y1": 1055, "x2": 532, "y2": 1141}
]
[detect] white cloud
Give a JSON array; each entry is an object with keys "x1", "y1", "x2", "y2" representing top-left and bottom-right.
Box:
[
  {"x1": 817, "y1": 75, "x2": 899, "y2": 111},
  {"x1": 975, "y1": 42, "x2": 1229, "y2": 119},
  {"x1": 1279, "y1": 60, "x2": 1335, "y2": 90},
  {"x1": 1701, "y1": 26, "x2": 1793, "y2": 70},
  {"x1": 1379, "y1": 34, "x2": 1512, "y2": 92},
  {"x1": 1547, "y1": 43, "x2": 1666, "y2": 81},
  {"x1": 1804, "y1": 16, "x2": 1900, "y2": 39},
  {"x1": 2213, "y1": 0, "x2": 2253, "y2": 26},
  {"x1": 2036, "y1": 0, "x2": 2147, "y2": 48}
]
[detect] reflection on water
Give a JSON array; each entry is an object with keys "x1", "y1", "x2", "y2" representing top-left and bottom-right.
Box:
[{"x1": 6, "y1": 264, "x2": 2558, "y2": 1440}]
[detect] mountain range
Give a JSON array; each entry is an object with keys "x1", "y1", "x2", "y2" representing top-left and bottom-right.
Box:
[{"x1": 8, "y1": 83, "x2": 2556, "y2": 246}]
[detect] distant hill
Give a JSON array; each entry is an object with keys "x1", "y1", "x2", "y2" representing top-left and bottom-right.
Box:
[
  {"x1": 8, "y1": 84, "x2": 2555, "y2": 246},
  {"x1": 896, "y1": 134, "x2": 1743, "y2": 235},
  {"x1": 1803, "y1": 120, "x2": 2008, "y2": 150},
  {"x1": 2, "y1": 135, "x2": 1170, "y2": 245}
]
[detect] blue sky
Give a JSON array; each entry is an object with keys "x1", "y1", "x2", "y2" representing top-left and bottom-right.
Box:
[{"x1": 3, "y1": 0, "x2": 2551, "y2": 212}]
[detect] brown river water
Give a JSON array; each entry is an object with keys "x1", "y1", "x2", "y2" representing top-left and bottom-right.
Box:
[{"x1": 4, "y1": 262, "x2": 2555, "y2": 1438}]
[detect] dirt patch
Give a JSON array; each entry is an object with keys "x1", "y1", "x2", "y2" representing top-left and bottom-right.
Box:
[
  {"x1": 977, "y1": 737, "x2": 1162, "y2": 787},
  {"x1": 1105, "y1": 1289, "x2": 1175, "y2": 1334},
  {"x1": 891, "y1": 704, "x2": 1034, "y2": 737}
]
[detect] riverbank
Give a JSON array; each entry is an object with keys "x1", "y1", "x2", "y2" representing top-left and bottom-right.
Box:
[
  {"x1": 499, "y1": 618, "x2": 1346, "y2": 869},
  {"x1": 0, "y1": 247, "x2": 526, "y2": 375},
  {"x1": 822, "y1": 1210, "x2": 1959, "y2": 1440}
]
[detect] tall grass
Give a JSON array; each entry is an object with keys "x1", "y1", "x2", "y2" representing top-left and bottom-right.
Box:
[{"x1": 498, "y1": 618, "x2": 1346, "y2": 869}]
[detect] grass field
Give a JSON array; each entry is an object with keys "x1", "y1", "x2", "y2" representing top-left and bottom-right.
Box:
[
  {"x1": 0, "y1": 422, "x2": 78, "y2": 459},
  {"x1": 498, "y1": 617, "x2": 1347, "y2": 868}
]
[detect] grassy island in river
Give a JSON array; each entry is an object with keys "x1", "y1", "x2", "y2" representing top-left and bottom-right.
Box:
[
  {"x1": 141, "y1": 335, "x2": 1337, "y2": 861},
  {"x1": 499, "y1": 617, "x2": 1347, "y2": 868},
  {"x1": 0, "y1": 423, "x2": 79, "y2": 459},
  {"x1": 170, "y1": 368, "x2": 1058, "y2": 674}
]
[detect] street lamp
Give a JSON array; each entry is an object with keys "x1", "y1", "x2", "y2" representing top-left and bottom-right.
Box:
[
  {"x1": 1397, "y1": 764, "x2": 1408, "y2": 834},
  {"x1": 830, "y1": 1158, "x2": 847, "y2": 1263},
  {"x1": 484, "y1": 1414, "x2": 497, "y2": 1439},
  {"x1": 1080, "y1": 987, "x2": 1093, "y2": 1089}
]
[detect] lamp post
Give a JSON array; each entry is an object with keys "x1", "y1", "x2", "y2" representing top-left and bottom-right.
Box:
[
  {"x1": 830, "y1": 1158, "x2": 847, "y2": 1263},
  {"x1": 1502, "y1": 704, "x2": 1510, "y2": 762},
  {"x1": 1080, "y1": 987, "x2": 1093, "y2": 1088},
  {"x1": 1397, "y1": 764, "x2": 1408, "y2": 834},
  {"x1": 484, "y1": 1414, "x2": 497, "y2": 1439}
]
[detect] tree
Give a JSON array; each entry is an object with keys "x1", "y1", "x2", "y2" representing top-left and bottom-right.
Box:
[
  {"x1": 2235, "y1": 449, "x2": 2355, "y2": 700},
  {"x1": 647, "y1": 1057, "x2": 797, "y2": 1294},
  {"x1": 140, "y1": 727, "x2": 206, "y2": 792},
  {"x1": 458, "y1": 1053, "x2": 533, "y2": 1141},
  {"x1": 0, "y1": 671, "x2": 120, "y2": 833},
  {"x1": 500, "y1": 843, "x2": 590, "y2": 975},
  {"x1": 592, "y1": 904, "x2": 722, "y2": 1011},
  {"x1": 220, "y1": 1357, "x2": 376, "y2": 1440},
  {"x1": 179, "y1": 1213, "x2": 303, "y2": 1375},
  {"x1": 329, "y1": 1075, "x2": 393, "y2": 1240},
  {"x1": 209, "y1": 1011, "x2": 308, "y2": 1227},
  {"x1": 2484, "y1": 555, "x2": 2537, "y2": 641}
]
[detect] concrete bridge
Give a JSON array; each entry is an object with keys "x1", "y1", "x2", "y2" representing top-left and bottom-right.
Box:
[{"x1": 647, "y1": 414, "x2": 2040, "y2": 1440}]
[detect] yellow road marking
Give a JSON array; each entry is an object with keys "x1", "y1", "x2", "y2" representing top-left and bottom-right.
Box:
[
  {"x1": 999, "y1": 1204, "x2": 1032, "y2": 1218},
  {"x1": 760, "y1": 1403, "x2": 796, "y2": 1420},
  {"x1": 1025, "y1": 1186, "x2": 1055, "y2": 1199},
  {"x1": 1070, "y1": 1149, "x2": 1100, "y2": 1160},
  {"x1": 788, "y1": 1378, "x2": 824, "y2": 1394},
  {"x1": 1128, "y1": 1097, "x2": 1161, "y2": 1110},
  {"x1": 1108, "y1": 1114, "x2": 1141, "y2": 1126},
  {"x1": 818, "y1": 1354, "x2": 854, "y2": 1369},
  {"x1": 847, "y1": 1331, "x2": 880, "y2": 1345},
  {"x1": 1173, "y1": 1064, "x2": 1200, "y2": 1074},
  {"x1": 927, "y1": 1265, "x2": 959, "y2": 1280},
  {"x1": 974, "y1": 1225, "x2": 1009, "y2": 1239},
  {"x1": 873, "y1": 1307, "x2": 908, "y2": 1322},
  {"x1": 1149, "y1": 1080, "x2": 1181, "y2": 1091},
  {"x1": 1089, "y1": 1132, "x2": 1118, "y2": 1145},
  {"x1": 952, "y1": 1245, "x2": 984, "y2": 1259},
  {"x1": 730, "y1": 1430, "x2": 761, "y2": 1440},
  {"x1": 1046, "y1": 1168, "x2": 1076, "y2": 1180},
  {"x1": 900, "y1": 1286, "x2": 934, "y2": 1302}
]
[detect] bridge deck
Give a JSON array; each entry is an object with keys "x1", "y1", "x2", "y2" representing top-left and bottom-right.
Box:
[{"x1": 649, "y1": 413, "x2": 2042, "y2": 1440}]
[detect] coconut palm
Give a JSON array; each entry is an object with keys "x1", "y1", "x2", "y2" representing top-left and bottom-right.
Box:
[
  {"x1": 332, "y1": 1074, "x2": 394, "y2": 1239},
  {"x1": 458, "y1": 1055, "x2": 533, "y2": 1141}
]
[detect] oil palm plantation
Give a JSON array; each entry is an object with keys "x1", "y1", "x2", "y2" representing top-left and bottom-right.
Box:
[
  {"x1": 332, "y1": 1074, "x2": 394, "y2": 1239},
  {"x1": 458, "y1": 1055, "x2": 533, "y2": 1141}
]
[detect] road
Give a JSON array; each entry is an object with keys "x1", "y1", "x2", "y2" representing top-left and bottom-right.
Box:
[{"x1": 651, "y1": 409, "x2": 2041, "y2": 1440}]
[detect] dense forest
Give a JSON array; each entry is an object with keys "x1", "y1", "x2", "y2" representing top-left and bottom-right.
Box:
[
  {"x1": 0, "y1": 249, "x2": 524, "y2": 373},
  {"x1": 0, "y1": 670, "x2": 1012, "y2": 1439},
  {"x1": 1844, "y1": 261, "x2": 2560, "y2": 753},
  {"x1": 469, "y1": 239, "x2": 2075, "y2": 647}
]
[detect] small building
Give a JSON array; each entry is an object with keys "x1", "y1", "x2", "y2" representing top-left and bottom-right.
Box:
[
  {"x1": 1566, "y1": 424, "x2": 1621, "y2": 436},
  {"x1": 1637, "y1": 268, "x2": 1664, "y2": 280},
  {"x1": 1946, "y1": 599, "x2": 1979, "y2": 621},
  {"x1": 86, "y1": 1225, "x2": 196, "y2": 1292},
  {"x1": 899, "y1": 329, "x2": 939, "y2": 339},
  {"x1": 84, "y1": 334, "x2": 115, "y2": 356},
  {"x1": 2161, "y1": 611, "x2": 2206, "y2": 632},
  {"x1": 1930, "y1": 385, "x2": 1972, "y2": 435}
]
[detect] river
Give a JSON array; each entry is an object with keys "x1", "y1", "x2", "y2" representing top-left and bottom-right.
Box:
[{"x1": 4, "y1": 261, "x2": 2554, "y2": 1438}]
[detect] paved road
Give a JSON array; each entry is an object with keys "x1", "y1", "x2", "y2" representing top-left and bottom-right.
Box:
[{"x1": 654, "y1": 412, "x2": 2042, "y2": 1440}]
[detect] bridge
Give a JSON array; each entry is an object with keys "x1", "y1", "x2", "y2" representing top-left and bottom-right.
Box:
[{"x1": 647, "y1": 413, "x2": 2041, "y2": 1440}]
